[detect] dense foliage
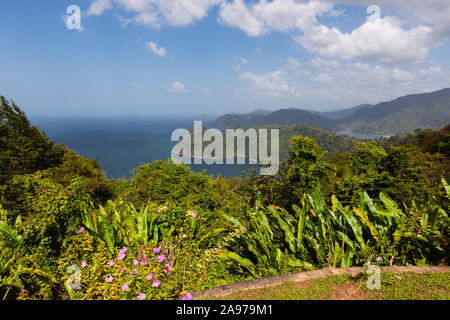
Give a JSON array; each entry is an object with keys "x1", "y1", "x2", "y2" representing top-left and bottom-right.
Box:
[{"x1": 0, "y1": 97, "x2": 448, "y2": 300}]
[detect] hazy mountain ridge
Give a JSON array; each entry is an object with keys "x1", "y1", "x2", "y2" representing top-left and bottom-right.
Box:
[{"x1": 212, "y1": 88, "x2": 450, "y2": 135}]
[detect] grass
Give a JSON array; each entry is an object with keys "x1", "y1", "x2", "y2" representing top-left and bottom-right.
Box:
[{"x1": 220, "y1": 272, "x2": 450, "y2": 300}]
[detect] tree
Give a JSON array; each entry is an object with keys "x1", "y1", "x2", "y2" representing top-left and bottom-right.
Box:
[
  {"x1": 279, "y1": 136, "x2": 328, "y2": 210},
  {"x1": 0, "y1": 96, "x2": 64, "y2": 185}
]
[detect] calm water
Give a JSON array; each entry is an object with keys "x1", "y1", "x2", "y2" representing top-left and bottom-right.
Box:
[{"x1": 32, "y1": 116, "x2": 258, "y2": 180}]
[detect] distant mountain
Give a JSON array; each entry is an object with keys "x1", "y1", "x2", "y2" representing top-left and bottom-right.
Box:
[
  {"x1": 317, "y1": 104, "x2": 372, "y2": 120},
  {"x1": 213, "y1": 108, "x2": 334, "y2": 130},
  {"x1": 337, "y1": 88, "x2": 450, "y2": 135},
  {"x1": 250, "y1": 109, "x2": 273, "y2": 116},
  {"x1": 212, "y1": 88, "x2": 450, "y2": 135}
]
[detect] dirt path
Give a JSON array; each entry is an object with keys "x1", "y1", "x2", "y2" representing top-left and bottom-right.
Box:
[{"x1": 192, "y1": 266, "x2": 450, "y2": 299}]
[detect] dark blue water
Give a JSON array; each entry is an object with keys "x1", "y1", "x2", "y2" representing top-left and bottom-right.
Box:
[{"x1": 31, "y1": 116, "x2": 258, "y2": 180}]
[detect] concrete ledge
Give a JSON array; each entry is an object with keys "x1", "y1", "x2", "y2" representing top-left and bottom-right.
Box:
[{"x1": 192, "y1": 266, "x2": 450, "y2": 299}]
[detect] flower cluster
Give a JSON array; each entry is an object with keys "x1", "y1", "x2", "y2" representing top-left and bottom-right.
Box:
[{"x1": 71, "y1": 243, "x2": 179, "y2": 300}]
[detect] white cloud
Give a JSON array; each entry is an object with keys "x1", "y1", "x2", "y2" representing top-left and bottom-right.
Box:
[
  {"x1": 112, "y1": 0, "x2": 221, "y2": 28},
  {"x1": 218, "y1": 0, "x2": 333, "y2": 37},
  {"x1": 295, "y1": 16, "x2": 434, "y2": 64},
  {"x1": 232, "y1": 56, "x2": 249, "y2": 72},
  {"x1": 232, "y1": 56, "x2": 449, "y2": 110},
  {"x1": 131, "y1": 82, "x2": 144, "y2": 87},
  {"x1": 146, "y1": 41, "x2": 166, "y2": 56},
  {"x1": 239, "y1": 70, "x2": 302, "y2": 97},
  {"x1": 287, "y1": 57, "x2": 302, "y2": 69},
  {"x1": 217, "y1": 1, "x2": 448, "y2": 65},
  {"x1": 333, "y1": 0, "x2": 450, "y2": 39},
  {"x1": 167, "y1": 81, "x2": 188, "y2": 93},
  {"x1": 86, "y1": 0, "x2": 113, "y2": 16}
]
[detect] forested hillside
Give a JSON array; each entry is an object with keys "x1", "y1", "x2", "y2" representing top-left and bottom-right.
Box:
[
  {"x1": 213, "y1": 88, "x2": 450, "y2": 136},
  {"x1": 0, "y1": 96, "x2": 448, "y2": 300}
]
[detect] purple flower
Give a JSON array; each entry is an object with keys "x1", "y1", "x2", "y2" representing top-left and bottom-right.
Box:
[
  {"x1": 157, "y1": 255, "x2": 166, "y2": 263},
  {"x1": 152, "y1": 281, "x2": 161, "y2": 288},
  {"x1": 122, "y1": 283, "x2": 129, "y2": 291},
  {"x1": 105, "y1": 276, "x2": 114, "y2": 283},
  {"x1": 154, "y1": 246, "x2": 161, "y2": 254},
  {"x1": 133, "y1": 259, "x2": 139, "y2": 266},
  {"x1": 140, "y1": 260, "x2": 148, "y2": 266},
  {"x1": 395, "y1": 275, "x2": 402, "y2": 280},
  {"x1": 364, "y1": 261, "x2": 371, "y2": 266},
  {"x1": 164, "y1": 264, "x2": 171, "y2": 274},
  {"x1": 376, "y1": 256, "x2": 383, "y2": 262},
  {"x1": 107, "y1": 260, "x2": 115, "y2": 267},
  {"x1": 137, "y1": 293, "x2": 146, "y2": 300},
  {"x1": 81, "y1": 261, "x2": 87, "y2": 268},
  {"x1": 147, "y1": 274, "x2": 153, "y2": 281},
  {"x1": 76, "y1": 227, "x2": 85, "y2": 234},
  {"x1": 182, "y1": 293, "x2": 193, "y2": 300},
  {"x1": 117, "y1": 247, "x2": 127, "y2": 261}
]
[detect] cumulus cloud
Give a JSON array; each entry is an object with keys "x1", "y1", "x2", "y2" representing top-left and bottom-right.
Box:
[
  {"x1": 99, "y1": 0, "x2": 222, "y2": 28},
  {"x1": 218, "y1": 0, "x2": 333, "y2": 37},
  {"x1": 86, "y1": 0, "x2": 113, "y2": 16},
  {"x1": 218, "y1": 1, "x2": 437, "y2": 64},
  {"x1": 146, "y1": 41, "x2": 166, "y2": 56},
  {"x1": 333, "y1": 0, "x2": 450, "y2": 39},
  {"x1": 233, "y1": 56, "x2": 449, "y2": 109},
  {"x1": 239, "y1": 70, "x2": 302, "y2": 97},
  {"x1": 167, "y1": 81, "x2": 188, "y2": 93},
  {"x1": 295, "y1": 16, "x2": 434, "y2": 64}
]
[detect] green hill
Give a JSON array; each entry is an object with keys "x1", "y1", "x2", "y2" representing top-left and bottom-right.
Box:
[{"x1": 212, "y1": 88, "x2": 450, "y2": 136}]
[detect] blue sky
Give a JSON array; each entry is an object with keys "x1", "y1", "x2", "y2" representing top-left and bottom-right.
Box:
[{"x1": 1, "y1": 0, "x2": 449, "y2": 117}]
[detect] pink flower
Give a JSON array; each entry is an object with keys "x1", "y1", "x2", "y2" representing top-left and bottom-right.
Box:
[
  {"x1": 364, "y1": 261, "x2": 371, "y2": 266},
  {"x1": 107, "y1": 260, "x2": 115, "y2": 267},
  {"x1": 76, "y1": 227, "x2": 85, "y2": 234},
  {"x1": 117, "y1": 247, "x2": 127, "y2": 261},
  {"x1": 120, "y1": 267, "x2": 125, "y2": 273},
  {"x1": 395, "y1": 276, "x2": 402, "y2": 280},
  {"x1": 106, "y1": 276, "x2": 114, "y2": 283},
  {"x1": 147, "y1": 274, "x2": 153, "y2": 281},
  {"x1": 164, "y1": 264, "x2": 171, "y2": 274},
  {"x1": 158, "y1": 206, "x2": 167, "y2": 213},
  {"x1": 122, "y1": 283, "x2": 129, "y2": 291},
  {"x1": 134, "y1": 268, "x2": 139, "y2": 275},
  {"x1": 137, "y1": 293, "x2": 146, "y2": 300},
  {"x1": 154, "y1": 246, "x2": 161, "y2": 254},
  {"x1": 182, "y1": 293, "x2": 193, "y2": 300},
  {"x1": 81, "y1": 261, "x2": 87, "y2": 268},
  {"x1": 152, "y1": 281, "x2": 161, "y2": 288},
  {"x1": 157, "y1": 255, "x2": 166, "y2": 263},
  {"x1": 187, "y1": 210, "x2": 197, "y2": 218},
  {"x1": 376, "y1": 256, "x2": 383, "y2": 262},
  {"x1": 133, "y1": 259, "x2": 139, "y2": 266},
  {"x1": 140, "y1": 260, "x2": 148, "y2": 266}
]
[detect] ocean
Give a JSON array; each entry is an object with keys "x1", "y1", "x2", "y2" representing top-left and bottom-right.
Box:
[{"x1": 31, "y1": 116, "x2": 258, "y2": 180}]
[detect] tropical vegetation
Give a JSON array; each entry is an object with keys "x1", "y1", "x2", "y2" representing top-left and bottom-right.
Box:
[{"x1": 0, "y1": 96, "x2": 448, "y2": 300}]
